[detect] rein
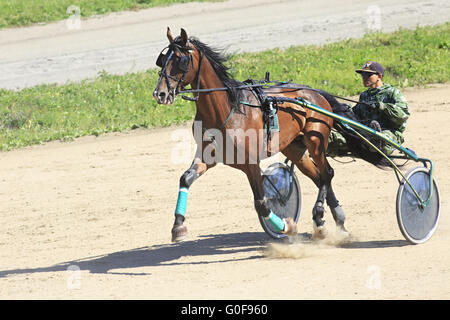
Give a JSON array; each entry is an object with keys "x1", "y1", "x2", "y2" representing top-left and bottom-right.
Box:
[
  {"x1": 180, "y1": 79, "x2": 373, "y2": 145},
  {"x1": 180, "y1": 80, "x2": 366, "y2": 107},
  {"x1": 179, "y1": 81, "x2": 288, "y2": 96}
]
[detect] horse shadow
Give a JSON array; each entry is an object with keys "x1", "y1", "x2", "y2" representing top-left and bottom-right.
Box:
[
  {"x1": 0, "y1": 232, "x2": 269, "y2": 278},
  {"x1": 0, "y1": 232, "x2": 411, "y2": 279},
  {"x1": 339, "y1": 239, "x2": 410, "y2": 249}
]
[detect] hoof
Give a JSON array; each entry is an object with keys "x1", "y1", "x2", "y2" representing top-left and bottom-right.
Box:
[
  {"x1": 313, "y1": 221, "x2": 328, "y2": 240},
  {"x1": 281, "y1": 217, "x2": 298, "y2": 236},
  {"x1": 171, "y1": 224, "x2": 188, "y2": 242},
  {"x1": 336, "y1": 224, "x2": 350, "y2": 239},
  {"x1": 313, "y1": 205, "x2": 325, "y2": 220}
]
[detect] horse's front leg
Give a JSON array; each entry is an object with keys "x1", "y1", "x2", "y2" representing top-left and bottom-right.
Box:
[
  {"x1": 243, "y1": 164, "x2": 297, "y2": 236},
  {"x1": 172, "y1": 148, "x2": 216, "y2": 242}
]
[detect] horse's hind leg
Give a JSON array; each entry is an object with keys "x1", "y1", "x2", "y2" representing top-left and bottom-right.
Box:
[
  {"x1": 281, "y1": 140, "x2": 326, "y2": 236},
  {"x1": 283, "y1": 137, "x2": 347, "y2": 237},
  {"x1": 325, "y1": 183, "x2": 348, "y2": 234}
]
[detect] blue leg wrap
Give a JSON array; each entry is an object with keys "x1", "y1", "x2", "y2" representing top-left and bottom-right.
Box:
[
  {"x1": 175, "y1": 187, "x2": 189, "y2": 216},
  {"x1": 265, "y1": 211, "x2": 285, "y2": 232}
]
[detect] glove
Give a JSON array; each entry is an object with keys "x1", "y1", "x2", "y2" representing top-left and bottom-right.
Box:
[
  {"x1": 370, "y1": 99, "x2": 386, "y2": 111},
  {"x1": 366, "y1": 101, "x2": 379, "y2": 109},
  {"x1": 376, "y1": 101, "x2": 387, "y2": 111}
]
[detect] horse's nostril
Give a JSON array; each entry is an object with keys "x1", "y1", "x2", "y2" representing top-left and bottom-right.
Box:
[{"x1": 158, "y1": 92, "x2": 166, "y2": 101}]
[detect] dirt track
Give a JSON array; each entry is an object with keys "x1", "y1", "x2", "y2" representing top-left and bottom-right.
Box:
[{"x1": 0, "y1": 84, "x2": 449, "y2": 299}]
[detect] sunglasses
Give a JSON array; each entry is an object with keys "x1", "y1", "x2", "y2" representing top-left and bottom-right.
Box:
[{"x1": 360, "y1": 72, "x2": 379, "y2": 77}]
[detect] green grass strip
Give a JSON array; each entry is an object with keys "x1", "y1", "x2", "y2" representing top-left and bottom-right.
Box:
[
  {"x1": 0, "y1": 23, "x2": 449, "y2": 151},
  {"x1": 0, "y1": 0, "x2": 221, "y2": 29}
]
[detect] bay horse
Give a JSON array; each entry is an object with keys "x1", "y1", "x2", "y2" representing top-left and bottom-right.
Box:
[{"x1": 153, "y1": 28, "x2": 347, "y2": 242}]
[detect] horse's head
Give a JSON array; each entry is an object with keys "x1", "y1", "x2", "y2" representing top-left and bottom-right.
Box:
[{"x1": 153, "y1": 28, "x2": 198, "y2": 105}]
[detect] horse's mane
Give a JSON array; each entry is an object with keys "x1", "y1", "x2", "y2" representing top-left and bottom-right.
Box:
[{"x1": 175, "y1": 36, "x2": 244, "y2": 111}]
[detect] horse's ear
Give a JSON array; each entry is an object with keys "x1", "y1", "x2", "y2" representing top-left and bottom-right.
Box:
[
  {"x1": 180, "y1": 28, "x2": 189, "y2": 46},
  {"x1": 167, "y1": 27, "x2": 174, "y2": 44}
]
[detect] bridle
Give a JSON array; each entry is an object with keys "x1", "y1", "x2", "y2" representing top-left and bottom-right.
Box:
[{"x1": 156, "y1": 41, "x2": 204, "y2": 101}]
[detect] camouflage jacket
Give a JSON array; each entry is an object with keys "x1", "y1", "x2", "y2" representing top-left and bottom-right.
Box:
[{"x1": 353, "y1": 84, "x2": 410, "y2": 133}]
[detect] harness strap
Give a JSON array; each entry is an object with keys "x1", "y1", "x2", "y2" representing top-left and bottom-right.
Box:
[
  {"x1": 243, "y1": 79, "x2": 277, "y2": 142},
  {"x1": 203, "y1": 106, "x2": 235, "y2": 142},
  {"x1": 181, "y1": 50, "x2": 203, "y2": 102}
]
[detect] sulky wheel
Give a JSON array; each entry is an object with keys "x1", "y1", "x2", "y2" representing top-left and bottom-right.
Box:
[
  {"x1": 396, "y1": 166, "x2": 440, "y2": 244},
  {"x1": 259, "y1": 162, "x2": 301, "y2": 239}
]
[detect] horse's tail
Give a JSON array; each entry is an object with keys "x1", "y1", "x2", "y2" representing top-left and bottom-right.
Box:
[{"x1": 315, "y1": 89, "x2": 393, "y2": 169}]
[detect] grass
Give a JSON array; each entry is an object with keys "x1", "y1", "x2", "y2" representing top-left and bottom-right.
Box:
[
  {"x1": 0, "y1": 23, "x2": 449, "y2": 151},
  {"x1": 0, "y1": 0, "x2": 221, "y2": 29}
]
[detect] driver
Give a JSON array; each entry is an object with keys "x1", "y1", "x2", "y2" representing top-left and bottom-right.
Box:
[{"x1": 328, "y1": 61, "x2": 410, "y2": 156}]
